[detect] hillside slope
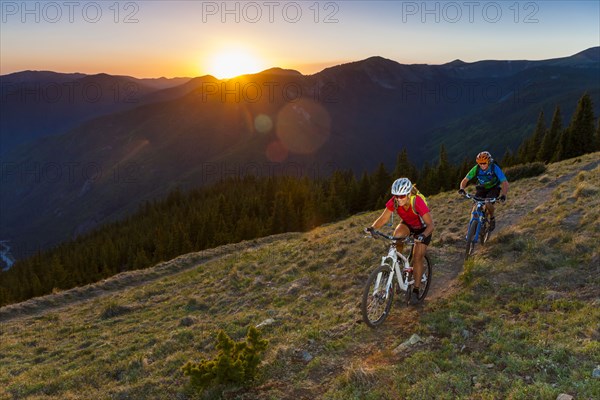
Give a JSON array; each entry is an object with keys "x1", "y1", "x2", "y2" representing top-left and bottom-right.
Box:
[{"x1": 0, "y1": 153, "x2": 598, "y2": 399}]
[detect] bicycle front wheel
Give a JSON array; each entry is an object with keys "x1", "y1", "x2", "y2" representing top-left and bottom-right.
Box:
[
  {"x1": 361, "y1": 265, "x2": 395, "y2": 328},
  {"x1": 480, "y1": 221, "x2": 490, "y2": 245},
  {"x1": 465, "y1": 220, "x2": 479, "y2": 259}
]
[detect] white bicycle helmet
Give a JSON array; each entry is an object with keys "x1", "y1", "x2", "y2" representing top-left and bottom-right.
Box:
[{"x1": 391, "y1": 178, "x2": 412, "y2": 196}]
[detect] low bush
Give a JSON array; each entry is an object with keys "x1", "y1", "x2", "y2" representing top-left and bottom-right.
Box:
[
  {"x1": 504, "y1": 162, "x2": 547, "y2": 181},
  {"x1": 181, "y1": 326, "x2": 268, "y2": 392}
]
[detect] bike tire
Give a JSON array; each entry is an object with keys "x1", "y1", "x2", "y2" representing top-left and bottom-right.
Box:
[
  {"x1": 405, "y1": 255, "x2": 433, "y2": 304},
  {"x1": 361, "y1": 265, "x2": 395, "y2": 328},
  {"x1": 465, "y1": 220, "x2": 479, "y2": 259},
  {"x1": 480, "y1": 221, "x2": 490, "y2": 245},
  {"x1": 416, "y1": 255, "x2": 432, "y2": 301}
]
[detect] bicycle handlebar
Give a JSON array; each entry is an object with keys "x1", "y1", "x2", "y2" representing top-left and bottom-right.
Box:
[
  {"x1": 364, "y1": 229, "x2": 414, "y2": 244},
  {"x1": 461, "y1": 193, "x2": 498, "y2": 203}
]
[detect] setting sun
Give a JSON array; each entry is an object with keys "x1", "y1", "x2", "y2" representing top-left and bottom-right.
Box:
[{"x1": 206, "y1": 47, "x2": 266, "y2": 79}]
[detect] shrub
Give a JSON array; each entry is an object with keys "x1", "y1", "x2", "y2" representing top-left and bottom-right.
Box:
[
  {"x1": 181, "y1": 326, "x2": 268, "y2": 391},
  {"x1": 100, "y1": 301, "x2": 132, "y2": 319},
  {"x1": 504, "y1": 162, "x2": 547, "y2": 181}
]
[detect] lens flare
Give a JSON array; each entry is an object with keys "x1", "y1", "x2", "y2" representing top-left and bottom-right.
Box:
[
  {"x1": 275, "y1": 99, "x2": 331, "y2": 155},
  {"x1": 254, "y1": 114, "x2": 273, "y2": 134}
]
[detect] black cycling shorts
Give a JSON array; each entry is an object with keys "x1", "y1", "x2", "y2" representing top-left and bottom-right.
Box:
[
  {"x1": 402, "y1": 222, "x2": 432, "y2": 246},
  {"x1": 475, "y1": 185, "x2": 501, "y2": 199}
]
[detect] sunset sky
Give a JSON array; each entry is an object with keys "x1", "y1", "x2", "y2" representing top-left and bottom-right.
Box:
[{"x1": 1, "y1": 1, "x2": 599, "y2": 78}]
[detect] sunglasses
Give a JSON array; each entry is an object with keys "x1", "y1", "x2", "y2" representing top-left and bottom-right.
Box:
[
  {"x1": 395, "y1": 194, "x2": 407, "y2": 199},
  {"x1": 478, "y1": 162, "x2": 488, "y2": 166}
]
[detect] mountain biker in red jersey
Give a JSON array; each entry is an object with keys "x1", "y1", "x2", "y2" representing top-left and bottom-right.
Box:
[
  {"x1": 458, "y1": 151, "x2": 509, "y2": 231},
  {"x1": 367, "y1": 177, "x2": 434, "y2": 305}
]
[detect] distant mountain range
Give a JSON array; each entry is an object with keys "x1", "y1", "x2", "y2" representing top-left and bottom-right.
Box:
[
  {"x1": 1, "y1": 47, "x2": 599, "y2": 258},
  {"x1": 0, "y1": 72, "x2": 191, "y2": 153}
]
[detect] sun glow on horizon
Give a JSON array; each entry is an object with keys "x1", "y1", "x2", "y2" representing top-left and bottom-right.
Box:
[{"x1": 205, "y1": 47, "x2": 266, "y2": 79}]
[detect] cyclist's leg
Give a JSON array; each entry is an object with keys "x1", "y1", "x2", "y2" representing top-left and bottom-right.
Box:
[
  {"x1": 486, "y1": 187, "x2": 501, "y2": 230},
  {"x1": 474, "y1": 185, "x2": 487, "y2": 214},
  {"x1": 393, "y1": 223, "x2": 410, "y2": 254},
  {"x1": 411, "y1": 236, "x2": 430, "y2": 291}
]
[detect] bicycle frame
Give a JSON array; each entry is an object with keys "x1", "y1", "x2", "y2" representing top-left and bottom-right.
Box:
[
  {"x1": 379, "y1": 244, "x2": 413, "y2": 294},
  {"x1": 368, "y1": 231, "x2": 416, "y2": 296},
  {"x1": 362, "y1": 229, "x2": 433, "y2": 327},
  {"x1": 467, "y1": 201, "x2": 488, "y2": 244},
  {"x1": 462, "y1": 193, "x2": 498, "y2": 258}
]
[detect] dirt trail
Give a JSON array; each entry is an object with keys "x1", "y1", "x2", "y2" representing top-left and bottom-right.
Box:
[
  {"x1": 338, "y1": 157, "x2": 600, "y2": 380},
  {"x1": 431, "y1": 157, "x2": 599, "y2": 302},
  {"x1": 0, "y1": 232, "x2": 301, "y2": 323}
]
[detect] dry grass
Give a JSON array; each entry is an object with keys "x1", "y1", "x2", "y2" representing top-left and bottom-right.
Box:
[{"x1": 0, "y1": 152, "x2": 598, "y2": 399}]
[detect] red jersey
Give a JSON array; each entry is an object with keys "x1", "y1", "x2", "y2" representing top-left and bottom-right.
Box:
[{"x1": 385, "y1": 196, "x2": 430, "y2": 229}]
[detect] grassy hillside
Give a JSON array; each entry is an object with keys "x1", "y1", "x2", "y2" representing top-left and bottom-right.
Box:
[{"x1": 1, "y1": 153, "x2": 598, "y2": 399}]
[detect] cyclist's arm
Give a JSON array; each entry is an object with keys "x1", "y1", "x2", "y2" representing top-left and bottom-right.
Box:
[
  {"x1": 500, "y1": 180, "x2": 509, "y2": 197},
  {"x1": 460, "y1": 165, "x2": 478, "y2": 190},
  {"x1": 493, "y1": 165, "x2": 509, "y2": 197},
  {"x1": 420, "y1": 213, "x2": 434, "y2": 238},
  {"x1": 371, "y1": 208, "x2": 393, "y2": 230}
]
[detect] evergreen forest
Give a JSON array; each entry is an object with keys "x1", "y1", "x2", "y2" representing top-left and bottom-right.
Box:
[{"x1": 1, "y1": 93, "x2": 598, "y2": 307}]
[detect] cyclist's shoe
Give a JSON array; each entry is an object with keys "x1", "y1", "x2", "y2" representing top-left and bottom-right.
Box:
[
  {"x1": 489, "y1": 217, "x2": 496, "y2": 231},
  {"x1": 409, "y1": 289, "x2": 420, "y2": 305}
]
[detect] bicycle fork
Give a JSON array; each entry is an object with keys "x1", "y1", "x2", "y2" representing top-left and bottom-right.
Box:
[{"x1": 467, "y1": 209, "x2": 485, "y2": 243}]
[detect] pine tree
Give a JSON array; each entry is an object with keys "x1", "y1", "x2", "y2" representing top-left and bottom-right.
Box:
[
  {"x1": 370, "y1": 163, "x2": 391, "y2": 209},
  {"x1": 554, "y1": 93, "x2": 595, "y2": 161},
  {"x1": 514, "y1": 111, "x2": 546, "y2": 164},
  {"x1": 133, "y1": 248, "x2": 151, "y2": 270},
  {"x1": 182, "y1": 326, "x2": 268, "y2": 390},
  {"x1": 270, "y1": 191, "x2": 294, "y2": 233},
  {"x1": 0, "y1": 287, "x2": 9, "y2": 307},
  {"x1": 500, "y1": 148, "x2": 515, "y2": 167},
  {"x1": 29, "y1": 272, "x2": 43, "y2": 298},
  {"x1": 538, "y1": 106, "x2": 563, "y2": 163},
  {"x1": 566, "y1": 93, "x2": 596, "y2": 158},
  {"x1": 49, "y1": 254, "x2": 67, "y2": 290},
  {"x1": 436, "y1": 145, "x2": 452, "y2": 192},
  {"x1": 393, "y1": 148, "x2": 417, "y2": 182},
  {"x1": 529, "y1": 111, "x2": 546, "y2": 161},
  {"x1": 554, "y1": 128, "x2": 569, "y2": 162},
  {"x1": 418, "y1": 162, "x2": 436, "y2": 195},
  {"x1": 595, "y1": 118, "x2": 600, "y2": 151},
  {"x1": 356, "y1": 172, "x2": 372, "y2": 211},
  {"x1": 456, "y1": 158, "x2": 471, "y2": 185}
]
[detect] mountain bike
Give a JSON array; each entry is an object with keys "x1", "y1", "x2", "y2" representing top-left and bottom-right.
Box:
[
  {"x1": 361, "y1": 230, "x2": 432, "y2": 328},
  {"x1": 461, "y1": 193, "x2": 498, "y2": 259}
]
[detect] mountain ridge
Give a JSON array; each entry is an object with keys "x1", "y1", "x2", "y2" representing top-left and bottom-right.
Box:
[{"x1": 1, "y1": 48, "x2": 598, "y2": 256}]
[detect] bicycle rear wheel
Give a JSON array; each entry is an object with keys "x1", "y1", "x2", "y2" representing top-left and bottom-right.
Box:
[
  {"x1": 405, "y1": 255, "x2": 433, "y2": 304},
  {"x1": 465, "y1": 220, "x2": 479, "y2": 259},
  {"x1": 361, "y1": 265, "x2": 395, "y2": 328},
  {"x1": 415, "y1": 255, "x2": 432, "y2": 302}
]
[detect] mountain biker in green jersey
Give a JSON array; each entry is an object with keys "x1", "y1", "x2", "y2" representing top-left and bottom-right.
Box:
[
  {"x1": 458, "y1": 151, "x2": 509, "y2": 231},
  {"x1": 367, "y1": 177, "x2": 435, "y2": 305}
]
